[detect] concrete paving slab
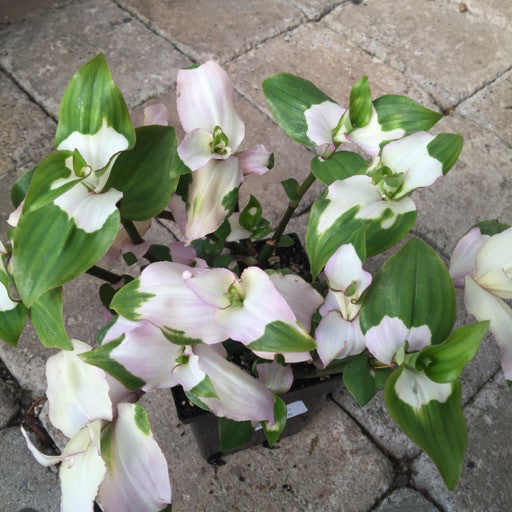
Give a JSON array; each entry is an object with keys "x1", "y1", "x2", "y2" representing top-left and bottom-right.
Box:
[
  {"x1": 0, "y1": 379, "x2": 19, "y2": 428},
  {"x1": 0, "y1": 0, "x2": 191, "y2": 117},
  {"x1": 287, "y1": 0, "x2": 344, "y2": 20},
  {"x1": 322, "y1": 0, "x2": 512, "y2": 108},
  {"x1": 0, "y1": 72, "x2": 55, "y2": 177},
  {"x1": 0, "y1": 428, "x2": 59, "y2": 512},
  {"x1": 116, "y1": 0, "x2": 304, "y2": 63},
  {"x1": 374, "y1": 487, "x2": 439, "y2": 512},
  {"x1": 412, "y1": 372, "x2": 512, "y2": 512},
  {"x1": 226, "y1": 22, "x2": 436, "y2": 118},
  {"x1": 412, "y1": 113, "x2": 512, "y2": 255},
  {"x1": 139, "y1": 389, "x2": 394, "y2": 512},
  {"x1": 0, "y1": 0, "x2": 73, "y2": 26},
  {"x1": 450, "y1": 0, "x2": 512, "y2": 29},
  {"x1": 457, "y1": 69, "x2": 512, "y2": 147}
]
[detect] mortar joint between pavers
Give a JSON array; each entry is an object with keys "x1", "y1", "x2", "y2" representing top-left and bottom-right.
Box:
[
  {"x1": 109, "y1": 0, "x2": 198, "y2": 65},
  {"x1": 407, "y1": 481, "x2": 448, "y2": 512},
  {"x1": 0, "y1": 67, "x2": 58, "y2": 124}
]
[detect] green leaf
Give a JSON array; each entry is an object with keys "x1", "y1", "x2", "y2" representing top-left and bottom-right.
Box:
[
  {"x1": 107, "y1": 126, "x2": 179, "y2": 220},
  {"x1": 262, "y1": 396, "x2": 287, "y2": 447},
  {"x1": 10, "y1": 167, "x2": 35, "y2": 208},
  {"x1": 385, "y1": 367, "x2": 466, "y2": 490},
  {"x1": 97, "y1": 315, "x2": 118, "y2": 345},
  {"x1": 374, "y1": 367, "x2": 394, "y2": 390},
  {"x1": 474, "y1": 220, "x2": 511, "y2": 236},
  {"x1": 262, "y1": 73, "x2": 335, "y2": 146},
  {"x1": 427, "y1": 133, "x2": 464, "y2": 174},
  {"x1": 219, "y1": 417, "x2": 254, "y2": 452},
  {"x1": 80, "y1": 335, "x2": 146, "y2": 391},
  {"x1": 343, "y1": 354, "x2": 377, "y2": 406},
  {"x1": 248, "y1": 321, "x2": 316, "y2": 353},
  {"x1": 360, "y1": 238, "x2": 456, "y2": 345},
  {"x1": 190, "y1": 375, "x2": 218, "y2": 398},
  {"x1": 0, "y1": 292, "x2": 27, "y2": 347},
  {"x1": 373, "y1": 95, "x2": 442, "y2": 135},
  {"x1": 13, "y1": 197, "x2": 120, "y2": 307},
  {"x1": 418, "y1": 321, "x2": 489, "y2": 383},
  {"x1": 281, "y1": 178, "x2": 300, "y2": 201},
  {"x1": 277, "y1": 234, "x2": 294, "y2": 248},
  {"x1": 239, "y1": 195, "x2": 262, "y2": 230},
  {"x1": 110, "y1": 278, "x2": 155, "y2": 321},
  {"x1": 349, "y1": 76, "x2": 372, "y2": 128},
  {"x1": 311, "y1": 151, "x2": 368, "y2": 186},
  {"x1": 306, "y1": 191, "x2": 416, "y2": 277},
  {"x1": 29, "y1": 287, "x2": 73, "y2": 349},
  {"x1": 55, "y1": 53, "x2": 135, "y2": 155}
]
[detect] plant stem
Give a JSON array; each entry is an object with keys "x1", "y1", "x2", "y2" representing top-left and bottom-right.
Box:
[
  {"x1": 157, "y1": 210, "x2": 175, "y2": 221},
  {"x1": 121, "y1": 218, "x2": 144, "y2": 244},
  {"x1": 86, "y1": 265, "x2": 122, "y2": 284},
  {"x1": 258, "y1": 172, "x2": 316, "y2": 265}
]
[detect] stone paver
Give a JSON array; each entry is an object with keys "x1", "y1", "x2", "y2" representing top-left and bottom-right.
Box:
[
  {"x1": 0, "y1": 379, "x2": 19, "y2": 428},
  {"x1": 226, "y1": 22, "x2": 436, "y2": 117},
  {"x1": 412, "y1": 372, "x2": 512, "y2": 512},
  {"x1": 457, "y1": 69, "x2": 512, "y2": 147},
  {"x1": 412, "y1": 114, "x2": 512, "y2": 255},
  {"x1": 0, "y1": 72, "x2": 55, "y2": 177},
  {"x1": 0, "y1": 428, "x2": 59, "y2": 512},
  {"x1": 0, "y1": 0, "x2": 72, "y2": 26},
  {"x1": 0, "y1": 0, "x2": 191, "y2": 117},
  {"x1": 117, "y1": 0, "x2": 304, "y2": 63},
  {"x1": 287, "y1": 0, "x2": 343, "y2": 20},
  {"x1": 138, "y1": 390, "x2": 393, "y2": 512},
  {"x1": 132, "y1": 87, "x2": 314, "y2": 227},
  {"x1": 450, "y1": 0, "x2": 512, "y2": 29},
  {"x1": 375, "y1": 487, "x2": 439, "y2": 512},
  {"x1": 322, "y1": 0, "x2": 512, "y2": 108}
]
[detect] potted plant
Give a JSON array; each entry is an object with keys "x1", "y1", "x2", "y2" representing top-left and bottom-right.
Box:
[{"x1": 2, "y1": 54, "x2": 510, "y2": 511}]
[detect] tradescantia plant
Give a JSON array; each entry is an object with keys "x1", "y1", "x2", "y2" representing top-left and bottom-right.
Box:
[{"x1": 1, "y1": 52, "x2": 510, "y2": 510}]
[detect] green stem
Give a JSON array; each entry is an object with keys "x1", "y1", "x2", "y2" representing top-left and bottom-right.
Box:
[
  {"x1": 157, "y1": 210, "x2": 175, "y2": 221},
  {"x1": 86, "y1": 265, "x2": 122, "y2": 284},
  {"x1": 258, "y1": 172, "x2": 316, "y2": 265}
]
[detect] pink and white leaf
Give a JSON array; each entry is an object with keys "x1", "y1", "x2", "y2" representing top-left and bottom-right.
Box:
[
  {"x1": 185, "y1": 157, "x2": 241, "y2": 243},
  {"x1": 194, "y1": 344, "x2": 275, "y2": 422},
  {"x1": 137, "y1": 262, "x2": 228, "y2": 344},
  {"x1": 143, "y1": 104, "x2": 169, "y2": 126},
  {"x1": 364, "y1": 316, "x2": 409, "y2": 365},
  {"x1": 183, "y1": 267, "x2": 237, "y2": 309},
  {"x1": 449, "y1": 227, "x2": 488, "y2": 287},
  {"x1": 98, "y1": 403, "x2": 172, "y2": 512},
  {"x1": 464, "y1": 276, "x2": 512, "y2": 379},
  {"x1": 105, "y1": 317, "x2": 182, "y2": 391},
  {"x1": 177, "y1": 128, "x2": 215, "y2": 171},
  {"x1": 268, "y1": 271, "x2": 323, "y2": 332},
  {"x1": 177, "y1": 61, "x2": 244, "y2": 152},
  {"x1": 256, "y1": 360, "x2": 294, "y2": 395},
  {"x1": 236, "y1": 145, "x2": 273, "y2": 176},
  {"x1": 46, "y1": 340, "x2": 113, "y2": 438}
]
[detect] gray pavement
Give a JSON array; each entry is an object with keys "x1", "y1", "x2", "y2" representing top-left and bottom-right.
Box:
[{"x1": 0, "y1": 1, "x2": 511, "y2": 511}]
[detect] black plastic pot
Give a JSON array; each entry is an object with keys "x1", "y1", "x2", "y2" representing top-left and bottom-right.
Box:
[
  {"x1": 170, "y1": 233, "x2": 340, "y2": 459},
  {"x1": 171, "y1": 374, "x2": 341, "y2": 459}
]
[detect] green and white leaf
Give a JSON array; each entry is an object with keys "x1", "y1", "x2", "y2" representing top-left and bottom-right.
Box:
[
  {"x1": 29, "y1": 287, "x2": 73, "y2": 350},
  {"x1": 262, "y1": 73, "x2": 335, "y2": 146},
  {"x1": 10, "y1": 167, "x2": 35, "y2": 207},
  {"x1": 385, "y1": 367, "x2": 466, "y2": 490},
  {"x1": 261, "y1": 396, "x2": 287, "y2": 447},
  {"x1": 13, "y1": 171, "x2": 121, "y2": 305},
  {"x1": 0, "y1": 282, "x2": 26, "y2": 347},
  {"x1": 107, "y1": 125, "x2": 180, "y2": 220},
  {"x1": 311, "y1": 151, "x2": 368, "y2": 186},
  {"x1": 80, "y1": 335, "x2": 146, "y2": 391},
  {"x1": 360, "y1": 238, "x2": 456, "y2": 344},
  {"x1": 55, "y1": 53, "x2": 135, "y2": 172},
  {"x1": 417, "y1": 321, "x2": 489, "y2": 383},
  {"x1": 248, "y1": 321, "x2": 317, "y2": 353},
  {"x1": 306, "y1": 175, "x2": 416, "y2": 277}
]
